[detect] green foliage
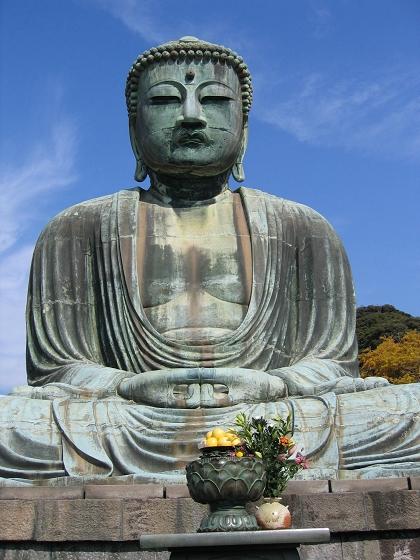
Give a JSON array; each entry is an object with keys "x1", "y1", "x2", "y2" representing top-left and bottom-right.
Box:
[
  {"x1": 356, "y1": 304, "x2": 420, "y2": 352},
  {"x1": 232, "y1": 413, "x2": 307, "y2": 498}
]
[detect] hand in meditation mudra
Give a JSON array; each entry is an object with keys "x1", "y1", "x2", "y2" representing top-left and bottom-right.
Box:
[{"x1": 1, "y1": 37, "x2": 418, "y2": 484}]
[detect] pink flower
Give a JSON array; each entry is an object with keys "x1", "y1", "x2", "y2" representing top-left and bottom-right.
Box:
[
  {"x1": 277, "y1": 453, "x2": 287, "y2": 462},
  {"x1": 295, "y1": 452, "x2": 309, "y2": 469}
]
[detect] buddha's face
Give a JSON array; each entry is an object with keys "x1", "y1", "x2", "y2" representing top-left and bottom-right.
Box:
[{"x1": 132, "y1": 61, "x2": 244, "y2": 177}]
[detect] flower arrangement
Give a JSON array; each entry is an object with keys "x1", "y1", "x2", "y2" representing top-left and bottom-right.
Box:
[
  {"x1": 231, "y1": 413, "x2": 308, "y2": 497},
  {"x1": 230, "y1": 413, "x2": 308, "y2": 497},
  {"x1": 200, "y1": 413, "x2": 308, "y2": 498}
]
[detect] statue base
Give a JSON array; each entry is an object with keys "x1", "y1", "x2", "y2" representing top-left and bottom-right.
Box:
[{"x1": 0, "y1": 478, "x2": 418, "y2": 560}]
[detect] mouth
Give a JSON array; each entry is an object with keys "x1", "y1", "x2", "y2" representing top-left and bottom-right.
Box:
[{"x1": 174, "y1": 131, "x2": 211, "y2": 149}]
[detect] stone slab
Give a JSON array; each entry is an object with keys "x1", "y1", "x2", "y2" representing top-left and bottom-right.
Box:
[
  {"x1": 410, "y1": 477, "x2": 420, "y2": 490},
  {"x1": 0, "y1": 500, "x2": 36, "y2": 540},
  {"x1": 0, "y1": 485, "x2": 418, "y2": 544},
  {"x1": 35, "y1": 499, "x2": 123, "y2": 541},
  {"x1": 139, "y1": 529, "x2": 330, "y2": 550},
  {"x1": 0, "y1": 486, "x2": 84, "y2": 500},
  {"x1": 299, "y1": 542, "x2": 343, "y2": 560},
  {"x1": 169, "y1": 549, "x2": 300, "y2": 560},
  {"x1": 282, "y1": 480, "x2": 329, "y2": 495},
  {"x1": 340, "y1": 538, "x2": 382, "y2": 560},
  {"x1": 165, "y1": 485, "x2": 191, "y2": 499},
  {"x1": 0, "y1": 542, "x2": 171, "y2": 560},
  {"x1": 85, "y1": 484, "x2": 164, "y2": 499},
  {"x1": 299, "y1": 493, "x2": 368, "y2": 532},
  {"x1": 123, "y1": 498, "x2": 206, "y2": 540},
  {"x1": 331, "y1": 477, "x2": 409, "y2": 493},
  {"x1": 376, "y1": 537, "x2": 420, "y2": 560},
  {"x1": 365, "y1": 490, "x2": 420, "y2": 531}
]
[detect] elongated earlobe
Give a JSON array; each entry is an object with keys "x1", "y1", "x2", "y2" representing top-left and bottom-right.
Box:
[
  {"x1": 135, "y1": 159, "x2": 148, "y2": 182},
  {"x1": 129, "y1": 118, "x2": 148, "y2": 182},
  {"x1": 232, "y1": 162, "x2": 245, "y2": 182},
  {"x1": 232, "y1": 123, "x2": 248, "y2": 183}
]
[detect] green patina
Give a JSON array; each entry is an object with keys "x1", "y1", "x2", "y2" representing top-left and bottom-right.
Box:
[{"x1": 0, "y1": 37, "x2": 418, "y2": 485}]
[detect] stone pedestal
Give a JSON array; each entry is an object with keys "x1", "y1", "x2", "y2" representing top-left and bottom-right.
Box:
[
  {"x1": 0, "y1": 478, "x2": 419, "y2": 560},
  {"x1": 139, "y1": 528, "x2": 330, "y2": 559}
]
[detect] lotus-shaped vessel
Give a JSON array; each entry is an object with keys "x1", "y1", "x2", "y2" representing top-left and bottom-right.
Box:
[{"x1": 186, "y1": 447, "x2": 266, "y2": 532}]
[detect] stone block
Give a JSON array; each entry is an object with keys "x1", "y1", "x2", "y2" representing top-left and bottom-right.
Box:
[
  {"x1": 283, "y1": 480, "x2": 329, "y2": 495},
  {"x1": 278, "y1": 495, "x2": 304, "y2": 528},
  {"x1": 0, "y1": 500, "x2": 36, "y2": 540},
  {"x1": 300, "y1": 493, "x2": 368, "y2": 531},
  {"x1": 35, "y1": 499, "x2": 122, "y2": 541},
  {"x1": 52, "y1": 545, "x2": 170, "y2": 560},
  {"x1": 377, "y1": 538, "x2": 420, "y2": 560},
  {"x1": 365, "y1": 490, "x2": 420, "y2": 530},
  {"x1": 410, "y1": 477, "x2": 420, "y2": 490},
  {"x1": 122, "y1": 498, "x2": 206, "y2": 540},
  {"x1": 85, "y1": 484, "x2": 163, "y2": 499},
  {"x1": 165, "y1": 485, "x2": 191, "y2": 498},
  {"x1": 331, "y1": 477, "x2": 409, "y2": 493},
  {"x1": 298, "y1": 542, "x2": 342, "y2": 560},
  {"x1": 341, "y1": 539, "x2": 381, "y2": 560},
  {"x1": 0, "y1": 543, "x2": 51, "y2": 560},
  {"x1": 0, "y1": 486, "x2": 84, "y2": 500},
  {"x1": 0, "y1": 543, "x2": 170, "y2": 560}
]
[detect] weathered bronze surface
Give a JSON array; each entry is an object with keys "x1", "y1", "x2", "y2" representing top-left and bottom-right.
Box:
[{"x1": 0, "y1": 37, "x2": 418, "y2": 484}]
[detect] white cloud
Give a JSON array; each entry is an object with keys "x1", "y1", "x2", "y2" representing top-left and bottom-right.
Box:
[
  {"x1": 257, "y1": 70, "x2": 420, "y2": 160},
  {"x1": 87, "y1": 0, "x2": 250, "y2": 51},
  {"x1": 89, "y1": 0, "x2": 166, "y2": 42},
  {"x1": 0, "y1": 121, "x2": 77, "y2": 253},
  {"x1": 308, "y1": 1, "x2": 333, "y2": 38},
  {"x1": 0, "y1": 121, "x2": 77, "y2": 391}
]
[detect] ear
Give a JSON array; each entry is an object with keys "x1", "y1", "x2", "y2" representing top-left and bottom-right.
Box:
[
  {"x1": 129, "y1": 118, "x2": 148, "y2": 182},
  {"x1": 232, "y1": 122, "x2": 248, "y2": 183}
]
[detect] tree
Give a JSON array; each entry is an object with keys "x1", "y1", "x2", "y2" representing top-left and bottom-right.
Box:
[
  {"x1": 359, "y1": 330, "x2": 420, "y2": 384},
  {"x1": 356, "y1": 305, "x2": 420, "y2": 352}
]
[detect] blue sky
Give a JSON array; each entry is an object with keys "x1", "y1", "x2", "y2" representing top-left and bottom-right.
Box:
[{"x1": 1, "y1": 0, "x2": 419, "y2": 390}]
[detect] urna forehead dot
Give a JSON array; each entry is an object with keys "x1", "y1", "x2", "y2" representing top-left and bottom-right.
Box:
[{"x1": 185, "y1": 69, "x2": 195, "y2": 82}]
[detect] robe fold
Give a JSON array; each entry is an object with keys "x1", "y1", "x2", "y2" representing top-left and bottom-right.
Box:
[{"x1": 0, "y1": 187, "x2": 418, "y2": 484}]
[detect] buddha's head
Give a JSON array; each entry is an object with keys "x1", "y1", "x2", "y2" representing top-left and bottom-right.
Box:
[{"x1": 126, "y1": 37, "x2": 252, "y2": 183}]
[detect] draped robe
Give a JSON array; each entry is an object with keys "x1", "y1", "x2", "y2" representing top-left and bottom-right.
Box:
[{"x1": 0, "y1": 187, "x2": 419, "y2": 484}]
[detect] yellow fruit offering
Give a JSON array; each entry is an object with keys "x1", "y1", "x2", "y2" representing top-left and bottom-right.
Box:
[
  {"x1": 217, "y1": 437, "x2": 232, "y2": 446},
  {"x1": 235, "y1": 451, "x2": 244, "y2": 458},
  {"x1": 203, "y1": 427, "x2": 239, "y2": 448},
  {"x1": 212, "y1": 427, "x2": 225, "y2": 438}
]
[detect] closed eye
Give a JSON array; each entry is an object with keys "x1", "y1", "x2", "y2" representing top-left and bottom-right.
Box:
[
  {"x1": 201, "y1": 96, "x2": 232, "y2": 105},
  {"x1": 149, "y1": 96, "x2": 181, "y2": 105}
]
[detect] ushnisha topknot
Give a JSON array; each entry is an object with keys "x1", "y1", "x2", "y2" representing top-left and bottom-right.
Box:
[{"x1": 125, "y1": 36, "x2": 253, "y2": 121}]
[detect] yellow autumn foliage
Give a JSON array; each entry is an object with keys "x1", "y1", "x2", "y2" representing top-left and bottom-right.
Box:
[{"x1": 359, "y1": 330, "x2": 420, "y2": 384}]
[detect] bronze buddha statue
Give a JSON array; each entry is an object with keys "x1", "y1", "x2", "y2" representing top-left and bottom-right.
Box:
[{"x1": 0, "y1": 37, "x2": 418, "y2": 484}]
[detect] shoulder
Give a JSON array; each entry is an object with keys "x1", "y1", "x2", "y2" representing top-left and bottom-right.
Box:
[
  {"x1": 240, "y1": 187, "x2": 337, "y2": 237},
  {"x1": 36, "y1": 188, "x2": 137, "y2": 243},
  {"x1": 38, "y1": 189, "x2": 138, "y2": 244}
]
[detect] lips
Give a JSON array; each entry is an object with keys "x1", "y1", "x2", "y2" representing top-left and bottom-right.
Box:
[{"x1": 175, "y1": 131, "x2": 210, "y2": 148}]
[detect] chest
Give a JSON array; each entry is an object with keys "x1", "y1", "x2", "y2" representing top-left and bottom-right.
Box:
[{"x1": 136, "y1": 195, "x2": 252, "y2": 307}]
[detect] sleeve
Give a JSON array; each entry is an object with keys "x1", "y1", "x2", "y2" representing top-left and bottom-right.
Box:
[
  {"x1": 269, "y1": 205, "x2": 359, "y2": 396},
  {"x1": 25, "y1": 200, "x2": 134, "y2": 394}
]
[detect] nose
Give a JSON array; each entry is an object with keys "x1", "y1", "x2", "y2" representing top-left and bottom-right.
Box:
[{"x1": 176, "y1": 92, "x2": 206, "y2": 128}]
